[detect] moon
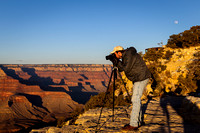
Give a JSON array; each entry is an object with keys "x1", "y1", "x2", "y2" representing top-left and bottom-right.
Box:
[{"x1": 174, "y1": 20, "x2": 179, "y2": 24}]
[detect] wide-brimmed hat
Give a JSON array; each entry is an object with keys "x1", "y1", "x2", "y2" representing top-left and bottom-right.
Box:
[{"x1": 110, "y1": 46, "x2": 124, "y2": 54}]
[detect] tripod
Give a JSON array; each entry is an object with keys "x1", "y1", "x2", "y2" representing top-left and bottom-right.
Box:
[{"x1": 95, "y1": 65, "x2": 131, "y2": 132}]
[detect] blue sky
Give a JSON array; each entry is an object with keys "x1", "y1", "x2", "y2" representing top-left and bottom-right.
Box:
[{"x1": 0, "y1": 0, "x2": 199, "y2": 64}]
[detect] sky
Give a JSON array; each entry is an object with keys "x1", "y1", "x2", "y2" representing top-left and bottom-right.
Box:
[{"x1": 0, "y1": 0, "x2": 200, "y2": 64}]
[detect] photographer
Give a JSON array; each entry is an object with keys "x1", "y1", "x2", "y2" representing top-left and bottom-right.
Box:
[{"x1": 109, "y1": 46, "x2": 151, "y2": 131}]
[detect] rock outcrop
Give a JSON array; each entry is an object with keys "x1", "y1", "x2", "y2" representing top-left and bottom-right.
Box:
[
  {"x1": 0, "y1": 64, "x2": 112, "y2": 132},
  {"x1": 143, "y1": 45, "x2": 200, "y2": 96}
]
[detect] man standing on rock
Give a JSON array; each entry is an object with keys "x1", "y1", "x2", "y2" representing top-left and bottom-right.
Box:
[{"x1": 110, "y1": 46, "x2": 151, "y2": 131}]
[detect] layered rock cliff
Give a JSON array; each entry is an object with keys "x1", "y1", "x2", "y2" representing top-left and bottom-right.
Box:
[
  {"x1": 142, "y1": 45, "x2": 200, "y2": 96},
  {"x1": 0, "y1": 64, "x2": 112, "y2": 132}
]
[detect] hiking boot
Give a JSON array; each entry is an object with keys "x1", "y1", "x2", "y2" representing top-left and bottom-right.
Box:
[
  {"x1": 139, "y1": 121, "x2": 145, "y2": 127},
  {"x1": 121, "y1": 124, "x2": 138, "y2": 131}
]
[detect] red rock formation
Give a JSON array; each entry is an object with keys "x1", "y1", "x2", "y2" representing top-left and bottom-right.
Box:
[{"x1": 0, "y1": 64, "x2": 112, "y2": 132}]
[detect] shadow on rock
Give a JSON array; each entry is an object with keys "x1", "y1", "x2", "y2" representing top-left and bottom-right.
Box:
[{"x1": 160, "y1": 95, "x2": 200, "y2": 133}]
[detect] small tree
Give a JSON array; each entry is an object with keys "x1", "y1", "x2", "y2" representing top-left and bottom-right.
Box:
[{"x1": 143, "y1": 48, "x2": 164, "y2": 62}]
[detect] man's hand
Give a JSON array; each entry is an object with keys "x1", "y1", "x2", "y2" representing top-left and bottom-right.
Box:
[{"x1": 110, "y1": 56, "x2": 119, "y2": 66}]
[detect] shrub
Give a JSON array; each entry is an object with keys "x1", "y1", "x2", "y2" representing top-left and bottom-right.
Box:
[
  {"x1": 143, "y1": 48, "x2": 164, "y2": 62},
  {"x1": 145, "y1": 62, "x2": 166, "y2": 97},
  {"x1": 57, "y1": 116, "x2": 67, "y2": 128},
  {"x1": 186, "y1": 51, "x2": 200, "y2": 93},
  {"x1": 85, "y1": 91, "x2": 130, "y2": 111},
  {"x1": 56, "y1": 106, "x2": 84, "y2": 127},
  {"x1": 166, "y1": 25, "x2": 200, "y2": 48},
  {"x1": 177, "y1": 74, "x2": 197, "y2": 95},
  {"x1": 163, "y1": 50, "x2": 174, "y2": 60},
  {"x1": 69, "y1": 106, "x2": 84, "y2": 124}
]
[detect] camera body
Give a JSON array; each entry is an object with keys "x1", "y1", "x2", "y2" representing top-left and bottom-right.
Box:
[{"x1": 105, "y1": 53, "x2": 116, "y2": 61}]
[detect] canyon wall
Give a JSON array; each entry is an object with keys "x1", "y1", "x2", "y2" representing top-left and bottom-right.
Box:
[{"x1": 0, "y1": 64, "x2": 112, "y2": 132}]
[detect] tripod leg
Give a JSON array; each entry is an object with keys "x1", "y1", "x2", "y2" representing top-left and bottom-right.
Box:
[
  {"x1": 117, "y1": 70, "x2": 132, "y2": 102},
  {"x1": 116, "y1": 70, "x2": 132, "y2": 118},
  {"x1": 112, "y1": 68, "x2": 117, "y2": 122},
  {"x1": 96, "y1": 69, "x2": 114, "y2": 131}
]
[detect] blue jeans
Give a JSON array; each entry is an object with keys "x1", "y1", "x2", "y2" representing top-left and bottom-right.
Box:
[{"x1": 130, "y1": 78, "x2": 149, "y2": 127}]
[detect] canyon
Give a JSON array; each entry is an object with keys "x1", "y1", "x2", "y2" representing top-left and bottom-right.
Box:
[{"x1": 0, "y1": 64, "x2": 112, "y2": 132}]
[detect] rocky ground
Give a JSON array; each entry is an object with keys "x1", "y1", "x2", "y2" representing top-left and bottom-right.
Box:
[{"x1": 30, "y1": 96, "x2": 200, "y2": 133}]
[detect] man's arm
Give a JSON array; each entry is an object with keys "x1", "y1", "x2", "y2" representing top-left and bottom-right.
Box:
[{"x1": 117, "y1": 47, "x2": 137, "y2": 72}]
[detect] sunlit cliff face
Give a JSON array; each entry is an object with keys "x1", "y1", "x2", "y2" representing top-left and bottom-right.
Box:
[{"x1": 144, "y1": 45, "x2": 200, "y2": 96}]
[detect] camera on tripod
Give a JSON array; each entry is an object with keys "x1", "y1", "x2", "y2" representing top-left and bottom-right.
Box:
[{"x1": 96, "y1": 54, "x2": 131, "y2": 131}]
